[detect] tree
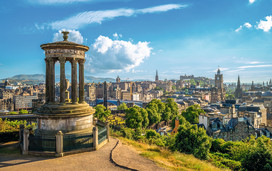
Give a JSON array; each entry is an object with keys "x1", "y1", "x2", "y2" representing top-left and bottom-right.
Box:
[
  {"x1": 241, "y1": 136, "x2": 272, "y2": 171},
  {"x1": 117, "y1": 103, "x2": 128, "y2": 110},
  {"x1": 174, "y1": 123, "x2": 211, "y2": 159},
  {"x1": 146, "y1": 108, "x2": 160, "y2": 126},
  {"x1": 125, "y1": 107, "x2": 143, "y2": 129},
  {"x1": 165, "y1": 98, "x2": 179, "y2": 117},
  {"x1": 182, "y1": 104, "x2": 204, "y2": 124},
  {"x1": 94, "y1": 104, "x2": 111, "y2": 122},
  {"x1": 139, "y1": 108, "x2": 149, "y2": 128}
]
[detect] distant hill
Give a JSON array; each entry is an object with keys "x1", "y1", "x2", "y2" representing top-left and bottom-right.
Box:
[{"x1": 1, "y1": 74, "x2": 115, "y2": 84}]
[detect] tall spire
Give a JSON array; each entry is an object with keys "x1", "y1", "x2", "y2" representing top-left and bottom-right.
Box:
[
  {"x1": 155, "y1": 70, "x2": 159, "y2": 82},
  {"x1": 237, "y1": 75, "x2": 240, "y2": 87}
]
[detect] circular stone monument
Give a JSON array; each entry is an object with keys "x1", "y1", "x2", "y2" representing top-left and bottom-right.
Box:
[{"x1": 35, "y1": 31, "x2": 95, "y2": 137}]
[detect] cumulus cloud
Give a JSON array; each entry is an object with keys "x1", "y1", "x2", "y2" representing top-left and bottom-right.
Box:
[
  {"x1": 85, "y1": 35, "x2": 152, "y2": 73},
  {"x1": 235, "y1": 22, "x2": 252, "y2": 32},
  {"x1": 37, "y1": 4, "x2": 187, "y2": 30},
  {"x1": 53, "y1": 30, "x2": 83, "y2": 44},
  {"x1": 257, "y1": 16, "x2": 272, "y2": 32}
]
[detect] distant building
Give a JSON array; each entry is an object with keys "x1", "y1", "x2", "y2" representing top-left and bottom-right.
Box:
[
  {"x1": 14, "y1": 95, "x2": 38, "y2": 110},
  {"x1": 234, "y1": 75, "x2": 243, "y2": 99},
  {"x1": 211, "y1": 68, "x2": 225, "y2": 103},
  {"x1": 155, "y1": 70, "x2": 159, "y2": 82}
]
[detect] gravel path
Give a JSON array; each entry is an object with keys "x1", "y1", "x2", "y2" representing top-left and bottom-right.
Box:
[{"x1": 0, "y1": 138, "x2": 164, "y2": 171}]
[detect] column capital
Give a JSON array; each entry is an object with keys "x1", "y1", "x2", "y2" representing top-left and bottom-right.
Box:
[
  {"x1": 78, "y1": 59, "x2": 86, "y2": 64},
  {"x1": 70, "y1": 57, "x2": 78, "y2": 64},
  {"x1": 59, "y1": 57, "x2": 66, "y2": 64}
]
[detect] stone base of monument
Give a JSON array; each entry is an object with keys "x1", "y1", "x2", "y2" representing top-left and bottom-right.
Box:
[{"x1": 25, "y1": 103, "x2": 105, "y2": 156}]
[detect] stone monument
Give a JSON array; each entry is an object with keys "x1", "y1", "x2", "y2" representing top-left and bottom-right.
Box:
[{"x1": 35, "y1": 31, "x2": 95, "y2": 137}]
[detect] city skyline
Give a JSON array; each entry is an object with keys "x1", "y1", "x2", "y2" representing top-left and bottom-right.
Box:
[{"x1": 1, "y1": 0, "x2": 272, "y2": 82}]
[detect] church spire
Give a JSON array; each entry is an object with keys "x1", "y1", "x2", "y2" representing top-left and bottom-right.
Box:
[
  {"x1": 155, "y1": 70, "x2": 159, "y2": 82},
  {"x1": 237, "y1": 75, "x2": 241, "y2": 87}
]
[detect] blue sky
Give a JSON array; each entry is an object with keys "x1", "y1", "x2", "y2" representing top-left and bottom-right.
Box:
[{"x1": 1, "y1": 0, "x2": 272, "y2": 83}]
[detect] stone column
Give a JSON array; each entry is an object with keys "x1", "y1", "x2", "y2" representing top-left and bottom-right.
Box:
[
  {"x1": 45, "y1": 58, "x2": 50, "y2": 103},
  {"x1": 79, "y1": 59, "x2": 85, "y2": 103},
  {"x1": 22, "y1": 129, "x2": 29, "y2": 155},
  {"x1": 59, "y1": 57, "x2": 66, "y2": 104},
  {"x1": 49, "y1": 58, "x2": 55, "y2": 103},
  {"x1": 71, "y1": 58, "x2": 78, "y2": 104},
  {"x1": 93, "y1": 127, "x2": 98, "y2": 150},
  {"x1": 56, "y1": 131, "x2": 63, "y2": 157}
]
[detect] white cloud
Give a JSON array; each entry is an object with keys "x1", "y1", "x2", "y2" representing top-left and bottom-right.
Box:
[
  {"x1": 238, "y1": 64, "x2": 272, "y2": 69},
  {"x1": 38, "y1": 4, "x2": 186, "y2": 30},
  {"x1": 113, "y1": 33, "x2": 122, "y2": 39},
  {"x1": 53, "y1": 30, "x2": 83, "y2": 44},
  {"x1": 249, "y1": 0, "x2": 256, "y2": 4},
  {"x1": 235, "y1": 22, "x2": 252, "y2": 32},
  {"x1": 235, "y1": 26, "x2": 242, "y2": 32},
  {"x1": 28, "y1": 0, "x2": 90, "y2": 5},
  {"x1": 246, "y1": 61, "x2": 263, "y2": 64},
  {"x1": 257, "y1": 16, "x2": 272, "y2": 32},
  {"x1": 138, "y1": 4, "x2": 186, "y2": 14},
  {"x1": 85, "y1": 35, "x2": 152, "y2": 73}
]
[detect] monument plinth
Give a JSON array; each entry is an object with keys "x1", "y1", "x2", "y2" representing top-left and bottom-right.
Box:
[{"x1": 35, "y1": 31, "x2": 95, "y2": 136}]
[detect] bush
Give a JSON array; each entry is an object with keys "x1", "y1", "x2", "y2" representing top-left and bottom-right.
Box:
[
  {"x1": 210, "y1": 138, "x2": 225, "y2": 153},
  {"x1": 145, "y1": 130, "x2": 158, "y2": 139},
  {"x1": 121, "y1": 127, "x2": 135, "y2": 140},
  {"x1": 174, "y1": 124, "x2": 211, "y2": 160}
]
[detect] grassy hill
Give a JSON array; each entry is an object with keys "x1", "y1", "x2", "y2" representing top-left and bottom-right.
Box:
[{"x1": 118, "y1": 137, "x2": 227, "y2": 171}]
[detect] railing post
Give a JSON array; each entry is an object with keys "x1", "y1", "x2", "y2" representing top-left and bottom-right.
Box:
[
  {"x1": 22, "y1": 129, "x2": 29, "y2": 155},
  {"x1": 93, "y1": 127, "x2": 98, "y2": 150},
  {"x1": 106, "y1": 121, "x2": 110, "y2": 142},
  {"x1": 56, "y1": 131, "x2": 63, "y2": 157}
]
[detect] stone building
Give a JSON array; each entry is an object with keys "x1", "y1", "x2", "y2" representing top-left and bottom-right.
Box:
[
  {"x1": 211, "y1": 68, "x2": 225, "y2": 103},
  {"x1": 14, "y1": 95, "x2": 38, "y2": 111},
  {"x1": 212, "y1": 118, "x2": 255, "y2": 141}
]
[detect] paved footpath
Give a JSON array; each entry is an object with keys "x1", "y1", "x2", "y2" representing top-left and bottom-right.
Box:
[{"x1": 0, "y1": 138, "x2": 164, "y2": 171}]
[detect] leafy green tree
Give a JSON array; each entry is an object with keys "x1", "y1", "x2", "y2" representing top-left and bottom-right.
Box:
[
  {"x1": 162, "y1": 107, "x2": 172, "y2": 121},
  {"x1": 174, "y1": 123, "x2": 211, "y2": 159},
  {"x1": 146, "y1": 108, "x2": 160, "y2": 126},
  {"x1": 117, "y1": 103, "x2": 128, "y2": 110},
  {"x1": 165, "y1": 98, "x2": 179, "y2": 117},
  {"x1": 125, "y1": 107, "x2": 143, "y2": 129},
  {"x1": 182, "y1": 104, "x2": 204, "y2": 124},
  {"x1": 241, "y1": 136, "x2": 272, "y2": 171},
  {"x1": 139, "y1": 108, "x2": 149, "y2": 128},
  {"x1": 94, "y1": 104, "x2": 111, "y2": 122}
]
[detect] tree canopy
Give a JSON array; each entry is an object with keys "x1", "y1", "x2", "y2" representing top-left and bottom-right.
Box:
[
  {"x1": 117, "y1": 103, "x2": 128, "y2": 110},
  {"x1": 182, "y1": 104, "x2": 204, "y2": 124},
  {"x1": 94, "y1": 104, "x2": 111, "y2": 122}
]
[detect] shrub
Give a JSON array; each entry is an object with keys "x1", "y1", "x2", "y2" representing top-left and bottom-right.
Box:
[{"x1": 174, "y1": 124, "x2": 211, "y2": 160}]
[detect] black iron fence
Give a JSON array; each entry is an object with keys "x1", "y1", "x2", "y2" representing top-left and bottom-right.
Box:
[
  {"x1": 63, "y1": 133, "x2": 93, "y2": 152},
  {"x1": 28, "y1": 135, "x2": 56, "y2": 152},
  {"x1": 98, "y1": 127, "x2": 107, "y2": 144}
]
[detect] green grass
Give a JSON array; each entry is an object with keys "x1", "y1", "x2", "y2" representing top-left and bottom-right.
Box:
[{"x1": 117, "y1": 137, "x2": 229, "y2": 171}]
